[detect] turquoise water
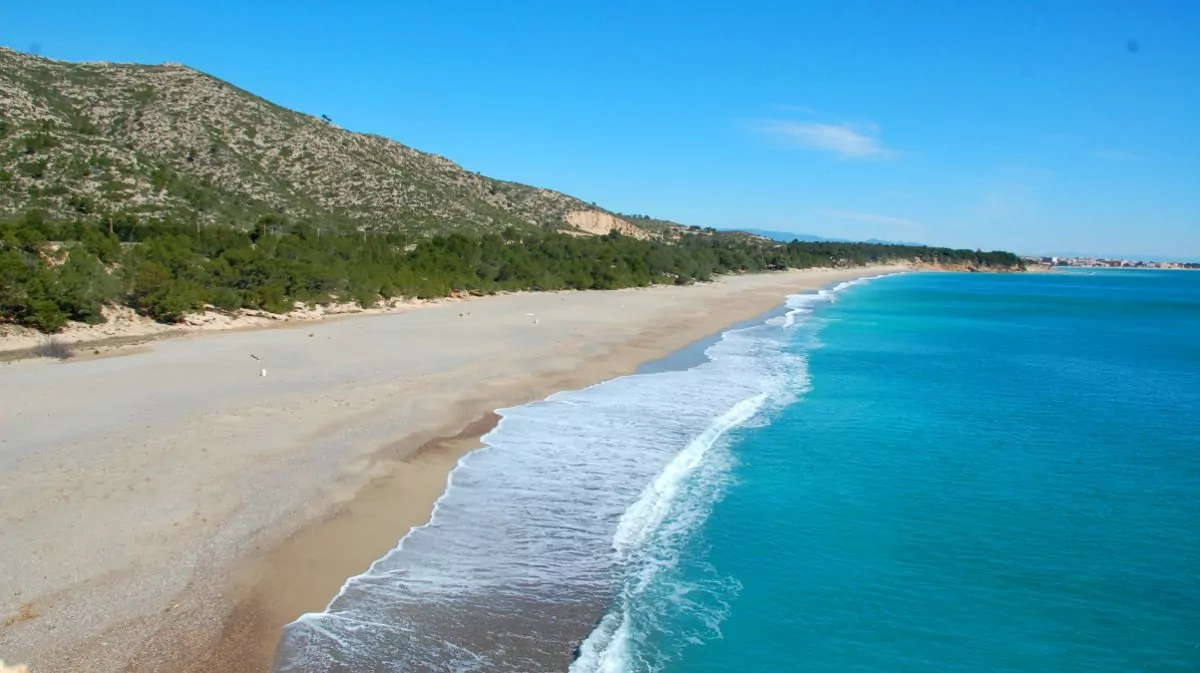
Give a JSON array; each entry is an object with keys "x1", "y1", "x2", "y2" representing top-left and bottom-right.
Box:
[
  {"x1": 274, "y1": 270, "x2": 1199, "y2": 672},
  {"x1": 638, "y1": 270, "x2": 1200, "y2": 672}
]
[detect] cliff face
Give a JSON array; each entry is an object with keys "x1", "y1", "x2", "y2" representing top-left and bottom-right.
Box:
[
  {"x1": 0, "y1": 48, "x2": 655, "y2": 237},
  {"x1": 563, "y1": 210, "x2": 651, "y2": 239},
  {"x1": 908, "y1": 261, "x2": 1028, "y2": 273}
]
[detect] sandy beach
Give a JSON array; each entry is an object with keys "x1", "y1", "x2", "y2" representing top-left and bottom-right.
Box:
[{"x1": 0, "y1": 266, "x2": 904, "y2": 673}]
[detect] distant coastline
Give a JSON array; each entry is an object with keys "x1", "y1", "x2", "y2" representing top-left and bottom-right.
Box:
[
  {"x1": 1064, "y1": 265, "x2": 1197, "y2": 270},
  {"x1": 1022, "y1": 255, "x2": 1199, "y2": 270}
]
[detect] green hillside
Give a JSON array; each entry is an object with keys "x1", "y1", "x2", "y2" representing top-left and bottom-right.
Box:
[
  {"x1": 0, "y1": 48, "x2": 1023, "y2": 336},
  {"x1": 0, "y1": 47, "x2": 645, "y2": 237}
]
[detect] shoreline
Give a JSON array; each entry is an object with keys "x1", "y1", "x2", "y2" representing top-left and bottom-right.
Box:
[
  {"x1": 0, "y1": 296, "x2": 477, "y2": 363},
  {"x1": 0, "y1": 264, "x2": 1026, "y2": 363},
  {"x1": 185, "y1": 412, "x2": 503, "y2": 672},
  {"x1": 0, "y1": 266, "x2": 906, "y2": 673}
]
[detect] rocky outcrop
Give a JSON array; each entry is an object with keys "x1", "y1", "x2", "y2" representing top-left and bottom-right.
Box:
[
  {"x1": 908, "y1": 261, "x2": 1028, "y2": 273},
  {"x1": 563, "y1": 210, "x2": 651, "y2": 239}
]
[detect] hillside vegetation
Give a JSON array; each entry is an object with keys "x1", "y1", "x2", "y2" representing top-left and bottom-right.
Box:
[
  {"x1": 0, "y1": 47, "x2": 643, "y2": 237},
  {"x1": 0, "y1": 212, "x2": 1022, "y2": 333},
  {"x1": 0, "y1": 48, "x2": 1023, "y2": 334}
]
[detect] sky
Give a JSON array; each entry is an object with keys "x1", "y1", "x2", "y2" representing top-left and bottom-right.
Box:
[{"x1": 3, "y1": 0, "x2": 1198, "y2": 258}]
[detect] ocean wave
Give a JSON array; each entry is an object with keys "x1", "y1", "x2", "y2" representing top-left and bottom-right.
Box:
[
  {"x1": 568, "y1": 393, "x2": 766, "y2": 673},
  {"x1": 770, "y1": 272, "x2": 891, "y2": 328},
  {"x1": 569, "y1": 274, "x2": 893, "y2": 673},
  {"x1": 272, "y1": 276, "x2": 885, "y2": 672}
]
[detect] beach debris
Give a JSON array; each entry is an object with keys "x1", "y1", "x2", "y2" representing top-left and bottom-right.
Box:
[
  {"x1": 250, "y1": 354, "x2": 260, "y2": 361},
  {"x1": 533, "y1": 319, "x2": 539, "y2": 324},
  {"x1": 309, "y1": 333, "x2": 314, "y2": 337},
  {"x1": 260, "y1": 368, "x2": 267, "y2": 377},
  {"x1": 0, "y1": 661, "x2": 30, "y2": 673}
]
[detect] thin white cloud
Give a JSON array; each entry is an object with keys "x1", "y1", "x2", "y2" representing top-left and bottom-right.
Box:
[
  {"x1": 818, "y1": 209, "x2": 919, "y2": 228},
  {"x1": 757, "y1": 120, "x2": 895, "y2": 158},
  {"x1": 1091, "y1": 148, "x2": 1146, "y2": 162}
]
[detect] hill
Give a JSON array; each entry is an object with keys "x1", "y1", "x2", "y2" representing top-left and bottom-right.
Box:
[
  {"x1": 0, "y1": 47, "x2": 652, "y2": 238},
  {"x1": 735, "y1": 228, "x2": 828, "y2": 243},
  {"x1": 0, "y1": 48, "x2": 1025, "y2": 339},
  {"x1": 736, "y1": 228, "x2": 925, "y2": 246}
]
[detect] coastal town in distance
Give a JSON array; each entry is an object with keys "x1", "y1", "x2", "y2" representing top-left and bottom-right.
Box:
[{"x1": 1022, "y1": 255, "x2": 1200, "y2": 270}]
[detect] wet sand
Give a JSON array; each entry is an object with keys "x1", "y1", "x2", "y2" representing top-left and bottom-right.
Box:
[{"x1": 0, "y1": 267, "x2": 905, "y2": 673}]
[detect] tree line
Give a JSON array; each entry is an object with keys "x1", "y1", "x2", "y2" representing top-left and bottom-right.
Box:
[{"x1": 0, "y1": 210, "x2": 1022, "y2": 333}]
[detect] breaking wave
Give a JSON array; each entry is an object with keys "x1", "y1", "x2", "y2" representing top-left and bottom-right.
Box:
[{"x1": 272, "y1": 276, "x2": 887, "y2": 673}]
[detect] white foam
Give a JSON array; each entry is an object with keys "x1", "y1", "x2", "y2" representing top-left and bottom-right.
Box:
[
  {"x1": 568, "y1": 273, "x2": 896, "y2": 673},
  {"x1": 613, "y1": 392, "x2": 766, "y2": 558},
  {"x1": 273, "y1": 273, "x2": 895, "y2": 672}
]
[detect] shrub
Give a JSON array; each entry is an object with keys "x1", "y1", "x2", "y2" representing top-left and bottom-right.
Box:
[
  {"x1": 139, "y1": 281, "x2": 204, "y2": 322},
  {"x1": 21, "y1": 299, "x2": 68, "y2": 333},
  {"x1": 207, "y1": 287, "x2": 243, "y2": 312},
  {"x1": 22, "y1": 132, "x2": 59, "y2": 154},
  {"x1": 69, "y1": 194, "x2": 95, "y2": 214},
  {"x1": 80, "y1": 227, "x2": 121, "y2": 264},
  {"x1": 51, "y1": 251, "x2": 121, "y2": 324},
  {"x1": 18, "y1": 160, "x2": 47, "y2": 179}
]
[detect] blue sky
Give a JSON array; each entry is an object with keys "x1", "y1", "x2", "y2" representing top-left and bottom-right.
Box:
[{"x1": 3, "y1": 1, "x2": 1198, "y2": 257}]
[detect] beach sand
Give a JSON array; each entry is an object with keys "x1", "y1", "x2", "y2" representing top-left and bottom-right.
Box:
[{"x1": 0, "y1": 266, "x2": 903, "y2": 672}]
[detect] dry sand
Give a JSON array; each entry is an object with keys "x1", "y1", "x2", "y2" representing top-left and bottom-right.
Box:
[
  {"x1": 0, "y1": 266, "x2": 905, "y2": 672},
  {"x1": 0, "y1": 299, "x2": 463, "y2": 362}
]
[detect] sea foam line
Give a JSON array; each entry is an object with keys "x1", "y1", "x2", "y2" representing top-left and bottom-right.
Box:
[
  {"x1": 568, "y1": 272, "x2": 897, "y2": 673},
  {"x1": 274, "y1": 272, "x2": 896, "y2": 672},
  {"x1": 613, "y1": 392, "x2": 767, "y2": 559},
  {"x1": 570, "y1": 393, "x2": 768, "y2": 673},
  {"x1": 301, "y1": 271, "x2": 899, "y2": 620}
]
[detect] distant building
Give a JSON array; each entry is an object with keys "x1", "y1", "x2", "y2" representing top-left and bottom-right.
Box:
[{"x1": 1036, "y1": 255, "x2": 1198, "y2": 270}]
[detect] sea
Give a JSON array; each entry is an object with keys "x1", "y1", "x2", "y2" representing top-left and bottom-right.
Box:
[{"x1": 272, "y1": 269, "x2": 1200, "y2": 673}]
